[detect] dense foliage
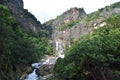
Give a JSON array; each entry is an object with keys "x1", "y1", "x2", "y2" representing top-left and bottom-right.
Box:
[
  {"x1": 54, "y1": 14, "x2": 120, "y2": 80},
  {"x1": 84, "y1": 2, "x2": 120, "y2": 22},
  {"x1": 58, "y1": 20, "x2": 80, "y2": 30},
  {"x1": 110, "y1": 2, "x2": 120, "y2": 8},
  {"x1": 0, "y1": 5, "x2": 52, "y2": 79},
  {"x1": 85, "y1": 11, "x2": 100, "y2": 22}
]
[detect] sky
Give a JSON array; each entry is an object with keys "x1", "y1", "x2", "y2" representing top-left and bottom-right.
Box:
[{"x1": 23, "y1": 0, "x2": 120, "y2": 23}]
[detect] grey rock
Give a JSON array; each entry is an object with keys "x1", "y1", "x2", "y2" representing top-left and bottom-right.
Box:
[
  {"x1": 36, "y1": 64, "x2": 54, "y2": 76},
  {"x1": 51, "y1": 7, "x2": 86, "y2": 27},
  {"x1": 3, "y1": 0, "x2": 42, "y2": 34}
]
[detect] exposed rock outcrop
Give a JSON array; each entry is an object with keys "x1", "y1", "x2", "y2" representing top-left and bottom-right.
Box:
[
  {"x1": 8, "y1": 0, "x2": 24, "y2": 8},
  {"x1": 36, "y1": 64, "x2": 54, "y2": 76},
  {"x1": 45, "y1": 2, "x2": 120, "y2": 47},
  {"x1": 45, "y1": 7, "x2": 86, "y2": 28},
  {"x1": 0, "y1": 0, "x2": 23, "y2": 8},
  {"x1": 2, "y1": 0, "x2": 43, "y2": 34}
]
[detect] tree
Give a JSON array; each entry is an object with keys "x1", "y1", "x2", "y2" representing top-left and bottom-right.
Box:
[
  {"x1": 0, "y1": 5, "x2": 53, "y2": 79},
  {"x1": 54, "y1": 14, "x2": 120, "y2": 80}
]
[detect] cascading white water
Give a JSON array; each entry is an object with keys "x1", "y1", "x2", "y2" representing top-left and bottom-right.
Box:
[
  {"x1": 55, "y1": 40, "x2": 64, "y2": 58},
  {"x1": 25, "y1": 40, "x2": 64, "y2": 80},
  {"x1": 25, "y1": 63, "x2": 40, "y2": 80},
  {"x1": 25, "y1": 69, "x2": 38, "y2": 80}
]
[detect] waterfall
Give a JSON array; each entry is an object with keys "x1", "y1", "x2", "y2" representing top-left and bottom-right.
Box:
[
  {"x1": 25, "y1": 40, "x2": 64, "y2": 80},
  {"x1": 25, "y1": 63, "x2": 40, "y2": 80},
  {"x1": 25, "y1": 69, "x2": 38, "y2": 80},
  {"x1": 55, "y1": 40, "x2": 64, "y2": 58}
]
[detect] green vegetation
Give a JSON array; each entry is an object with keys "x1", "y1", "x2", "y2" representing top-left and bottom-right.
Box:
[
  {"x1": 24, "y1": 9, "x2": 41, "y2": 25},
  {"x1": 0, "y1": 5, "x2": 52, "y2": 79},
  {"x1": 1, "y1": 1, "x2": 120, "y2": 80},
  {"x1": 84, "y1": 2, "x2": 120, "y2": 22},
  {"x1": 58, "y1": 20, "x2": 80, "y2": 30},
  {"x1": 54, "y1": 14, "x2": 120, "y2": 80},
  {"x1": 110, "y1": 2, "x2": 120, "y2": 8},
  {"x1": 84, "y1": 11, "x2": 100, "y2": 22}
]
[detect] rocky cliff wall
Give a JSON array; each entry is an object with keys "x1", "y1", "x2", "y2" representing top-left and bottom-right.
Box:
[
  {"x1": 50, "y1": 7, "x2": 86, "y2": 27},
  {"x1": 2, "y1": 0, "x2": 42, "y2": 34},
  {"x1": 45, "y1": 2, "x2": 120, "y2": 48}
]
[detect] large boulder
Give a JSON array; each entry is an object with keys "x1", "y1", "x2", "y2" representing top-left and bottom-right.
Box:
[
  {"x1": 38, "y1": 74, "x2": 53, "y2": 80},
  {"x1": 36, "y1": 64, "x2": 54, "y2": 76},
  {"x1": 20, "y1": 66, "x2": 33, "y2": 80}
]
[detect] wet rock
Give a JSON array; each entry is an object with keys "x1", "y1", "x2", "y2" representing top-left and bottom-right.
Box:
[
  {"x1": 32, "y1": 63, "x2": 41, "y2": 69},
  {"x1": 36, "y1": 64, "x2": 54, "y2": 76},
  {"x1": 38, "y1": 74, "x2": 53, "y2": 80},
  {"x1": 20, "y1": 73, "x2": 27, "y2": 80},
  {"x1": 19, "y1": 66, "x2": 33, "y2": 80},
  {"x1": 26, "y1": 66, "x2": 33, "y2": 74}
]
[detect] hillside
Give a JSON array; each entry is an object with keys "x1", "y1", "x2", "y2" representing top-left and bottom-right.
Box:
[
  {"x1": 50, "y1": 2, "x2": 120, "y2": 80},
  {"x1": 1, "y1": 0, "x2": 52, "y2": 37},
  {"x1": 45, "y1": 2, "x2": 120, "y2": 48},
  {"x1": 0, "y1": 0, "x2": 120, "y2": 80},
  {"x1": 0, "y1": 0, "x2": 52, "y2": 80},
  {"x1": 54, "y1": 14, "x2": 120, "y2": 80}
]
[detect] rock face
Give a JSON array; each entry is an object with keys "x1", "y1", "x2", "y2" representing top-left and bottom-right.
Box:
[
  {"x1": 36, "y1": 64, "x2": 54, "y2": 76},
  {"x1": 45, "y1": 7, "x2": 86, "y2": 28},
  {"x1": 15, "y1": 0, "x2": 24, "y2": 8},
  {"x1": 8, "y1": 0, "x2": 24, "y2": 8},
  {"x1": 2, "y1": 0, "x2": 43, "y2": 34},
  {"x1": 56, "y1": 18, "x2": 106, "y2": 46},
  {"x1": 44, "y1": 7, "x2": 87, "y2": 47},
  {"x1": 52, "y1": 7, "x2": 86, "y2": 27},
  {"x1": 44, "y1": 3, "x2": 120, "y2": 47}
]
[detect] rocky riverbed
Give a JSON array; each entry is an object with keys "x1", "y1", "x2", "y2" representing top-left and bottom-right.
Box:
[{"x1": 24, "y1": 40, "x2": 64, "y2": 80}]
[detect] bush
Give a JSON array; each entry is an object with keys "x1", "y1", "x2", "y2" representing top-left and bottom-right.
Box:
[
  {"x1": 0, "y1": 5, "x2": 52, "y2": 79},
  {"x1": 54, "y1": 14, "x2": 120, "y2": 80}
]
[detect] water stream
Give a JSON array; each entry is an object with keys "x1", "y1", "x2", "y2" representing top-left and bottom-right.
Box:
[
  {"x1": 56, "y1": 40, "x2": 64, "y2": 58},
  {"x1": 25, "y1": 69, "x2": 38, "y2": 80},
  {"x1": 25, "y1": 40, "x2": 64, "y2": 80}
]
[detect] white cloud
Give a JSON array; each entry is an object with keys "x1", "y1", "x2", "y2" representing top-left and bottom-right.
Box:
[{"x1": 23, "y1": 0, "x2": 120, "y2": 23}]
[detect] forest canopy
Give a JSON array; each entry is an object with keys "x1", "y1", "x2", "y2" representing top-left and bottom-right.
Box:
[
  {"x1": 0, "y1": 5, "x2": 52, "y2": 79},
  {"x1": 54, "y1": 14, "x2": 120, "y2": 80}
]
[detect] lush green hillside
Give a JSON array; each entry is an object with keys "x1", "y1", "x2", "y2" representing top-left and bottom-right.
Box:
[
  {"x1": 1, "y1": 1, "x2": 120, "y2": 80},
  {"x1": 0, "y1": 5, "x2": 52, "y2": 80},
  {"x1": 54, "y1": 14, "x2": 120, "y2": 80}
]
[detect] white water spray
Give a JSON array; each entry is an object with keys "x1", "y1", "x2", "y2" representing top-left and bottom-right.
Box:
[{"x1": 25, "y1": 40, "x2": 64, "y2": 80}]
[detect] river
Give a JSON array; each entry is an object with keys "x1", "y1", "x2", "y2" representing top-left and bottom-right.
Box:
[{"x1": 25, "y1": 40, "x2": 64, "y2": 80}]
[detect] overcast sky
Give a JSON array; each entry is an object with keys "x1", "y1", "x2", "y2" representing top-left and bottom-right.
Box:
[{"x1": 23, "y1": 0, "x2": 120, "y2": 23}]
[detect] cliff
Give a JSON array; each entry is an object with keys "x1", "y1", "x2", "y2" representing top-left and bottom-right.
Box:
[
  {"x1": 1, "y1": 0, "x2": 44, "y2": 35},
  {"x1": 0, "y1": 1, "x2": 52, "y2": 79},
  {"x1": 45, "y1": 7, "x2": 86, "y2": 28},
  {"x1": 45, "y1": 2, "x2": 120, "y2": 47}
]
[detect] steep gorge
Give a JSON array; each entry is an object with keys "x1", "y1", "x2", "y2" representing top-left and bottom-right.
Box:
[
  {"x1": 45, "y1": 3, "x2": 120, "y2": 48},
  {"x1": 0, "y1": 0, "x2": 52, "y2": 80},
  {"x1": 0, "y1": 0, "x2": 120, "y2": 80},
  {"x1": 1, "y1": 0, "x2": 52, "y2": 37}
]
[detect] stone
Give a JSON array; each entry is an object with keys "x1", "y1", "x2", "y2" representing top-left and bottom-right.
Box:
[
  {"x1": 20, "y1": 73, "x2": 27, "y2": 80},
  {"x1": 26, "y1": 66, "x2": 33, "y2": 74},
  {"x1": 38, "y1": 74, "x2": 53, "y2": 80},
  {"x1": 36, "y1": 64, "x2": 54, "y2": 76}
]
